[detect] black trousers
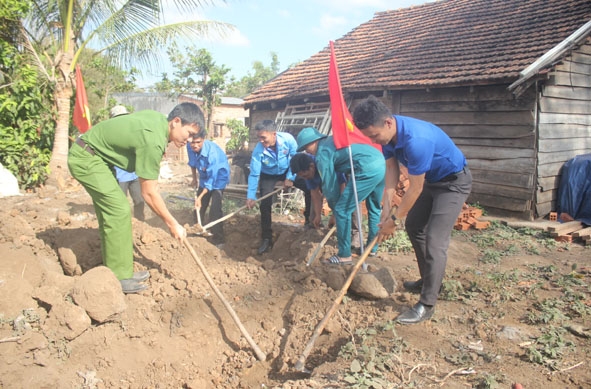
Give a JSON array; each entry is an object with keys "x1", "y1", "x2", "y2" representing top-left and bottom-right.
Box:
[
  {"x1": 119, "y1": 179, "x2": 144, "y2": 221},
  {"x1": 197, "y1": 188, "x2": 225, "y2": 242},
  {"x1": 259, "y1": 172, "x2": 311, "y2": 240}
]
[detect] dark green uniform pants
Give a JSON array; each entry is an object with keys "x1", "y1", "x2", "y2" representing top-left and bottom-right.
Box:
[{"x1": 68, "y1": 143, "x2": 134, "y2": 280}]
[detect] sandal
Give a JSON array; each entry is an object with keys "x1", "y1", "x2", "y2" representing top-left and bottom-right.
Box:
[{"x1": 325, "y1": 255, "x2": 353, "y2": 265}]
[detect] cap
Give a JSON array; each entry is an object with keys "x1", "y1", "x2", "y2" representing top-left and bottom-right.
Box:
[
  {"x1": 296, "y1": 127, "x2": 327, "y2": 152},
  {"x1": 110, "y1": 105, "x2": 129, "y2": 118}
]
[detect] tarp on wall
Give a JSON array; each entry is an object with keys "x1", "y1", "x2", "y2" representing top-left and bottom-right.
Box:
[{"x1": 557, "y1": 153, "x2": 591, "y2": 226}]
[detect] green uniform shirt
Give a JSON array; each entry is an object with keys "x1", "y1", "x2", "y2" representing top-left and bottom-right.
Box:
[
  {"x1": 316, "y1": 136, "x2": 385, "y2": 209},
  {"x1": 82, "y1": 110, "x2": 169, "y2": 180}
]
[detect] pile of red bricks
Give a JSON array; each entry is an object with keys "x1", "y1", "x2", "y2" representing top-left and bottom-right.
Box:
[
  {"x1": 546, "y1": 214, "x2": 591, "y2": 244},
  {"x1": 454, "y1": 206, "x2": 490, "y2": 230}
]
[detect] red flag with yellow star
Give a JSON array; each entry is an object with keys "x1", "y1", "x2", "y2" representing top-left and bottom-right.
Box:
[
  {"x1": 73, "y1": 65, "x2": 92, "y2": 133},
  {"x1": 328, "y1": 41, "x2": 379, "y2": 151}
]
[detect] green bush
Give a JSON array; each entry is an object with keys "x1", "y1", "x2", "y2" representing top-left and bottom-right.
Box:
[
  {"x1": 225, "y1": 118, "x2": 249, "y2": 153},
  {"x1": 0, "y1": 40, "x2": 54, "y2": 189}
]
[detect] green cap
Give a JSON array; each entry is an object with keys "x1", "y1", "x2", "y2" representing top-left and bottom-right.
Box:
[{"x1": 296, "y1": 127, "x2": 327, "y2": 152}]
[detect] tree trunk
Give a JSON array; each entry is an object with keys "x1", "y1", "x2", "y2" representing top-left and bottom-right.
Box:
[{"x1": 47, "y1": 50, "x2": 74, "y2": 189}]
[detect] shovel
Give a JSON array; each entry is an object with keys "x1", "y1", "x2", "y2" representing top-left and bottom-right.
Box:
[
  {"x1": 196, "y1": 187, "x2": 283, "y2": 235},
  {"x1": 306, "y1": 225, "x2": 337, "y2": 266}
]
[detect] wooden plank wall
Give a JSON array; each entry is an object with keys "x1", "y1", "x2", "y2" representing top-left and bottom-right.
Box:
[
  {"x1": 536, "y1": 40, "x2": 591, "y2": 218},
  {"x1": 394, "y1": 85, "x2": 537, "y2": 219}
]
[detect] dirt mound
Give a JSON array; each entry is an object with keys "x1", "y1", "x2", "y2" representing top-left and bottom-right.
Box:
[{"x1": 1, "y1": 162, "x2": 590, "y2": 388}]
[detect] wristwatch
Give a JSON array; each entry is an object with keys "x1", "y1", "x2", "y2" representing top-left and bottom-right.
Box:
[{"x1": 391, "y1": 213, "x2": 403, "y2": 227}]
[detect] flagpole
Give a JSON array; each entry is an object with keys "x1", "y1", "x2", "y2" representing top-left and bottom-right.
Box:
[{"x1": 346, "y1": 145, "x2": 367, "y2": 270}]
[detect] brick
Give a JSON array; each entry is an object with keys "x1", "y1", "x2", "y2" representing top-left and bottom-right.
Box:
[
  {"x1": 473, "y1": 221, "x2": 490, "y2": 229},
  {"x1": 554, "y1": 235, "x2": 573, "y2": 243},
  {"x1": 468, "y1": 208, "x2": 483, "y2": 218},
  {"x1": 454, "y1": 222, "x2": 472, "y2": 231}
]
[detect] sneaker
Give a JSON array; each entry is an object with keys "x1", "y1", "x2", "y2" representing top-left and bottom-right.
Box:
[
  {"x1": 120, "y1": 279, "x2": 148, "y2": 294},
  {"x1": 132, "y1": 270, "x2": 150, "y2": 282}
]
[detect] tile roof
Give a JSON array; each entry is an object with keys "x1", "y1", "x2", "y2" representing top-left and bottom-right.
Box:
[{"x1": 243, "y1": 0, "x2": 591, "y2": 107}]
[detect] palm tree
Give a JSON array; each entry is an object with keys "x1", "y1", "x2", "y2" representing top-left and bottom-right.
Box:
[{"x1": 20, "y1": 0, "x2": 233, "y2": 183}]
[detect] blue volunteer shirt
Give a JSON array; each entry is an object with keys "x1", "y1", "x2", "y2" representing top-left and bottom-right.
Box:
[
  {"x1": 187, "y1": 140, "x2": 230, "y2": 191},
  {"x1": 115, "y1": 167, "x2": 139, "y2": 183},
  {"x1": 247, "y1": 132, "x2": 298, "y2": 199},
  {"x1": 382, "y1": 115, "x2": 466, "y2": 183}
]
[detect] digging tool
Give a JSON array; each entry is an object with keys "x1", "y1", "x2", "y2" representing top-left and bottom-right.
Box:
[
  {"x1": 306, "y1": 226, "x2": 337, "y2": 267},
  {"x1": 197, "y1": 187, "x2": 283, "y2": 234},
  {"x1": 294, "y1": 235, "x2": 379, "y2": 372},
  {"x1": 182, "y1": 238, "x2": 267, "y2": 361},
  {"x1": 194, "y1": 195, "x2": 213, "y2": 237},
  {"x1": 170, "y1": 195, "x2": 194, "y2": 202}
]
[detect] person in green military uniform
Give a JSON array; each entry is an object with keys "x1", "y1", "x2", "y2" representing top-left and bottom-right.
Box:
[
  {"x1": 68, "y1": 102, "x2": 204, "y2": 293},
  {"x1": 296, "y1": 127, "x2": 385, "y2": 265}
]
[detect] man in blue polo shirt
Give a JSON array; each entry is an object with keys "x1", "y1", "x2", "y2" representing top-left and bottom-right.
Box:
[
  {"x1": 246, "y1": 120, "x2": 310, "y2": 255},
  {"x1": 187, "y1": 129, "x2": 230, "y2": 245},
  {"x1": 353, "y1": 95, "x2": 472, "y2": 325}
]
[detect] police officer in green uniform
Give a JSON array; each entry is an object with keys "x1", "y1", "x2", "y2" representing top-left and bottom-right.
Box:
[{"x1": 68, "y1": 102, "x2": 204, "y2": 293}]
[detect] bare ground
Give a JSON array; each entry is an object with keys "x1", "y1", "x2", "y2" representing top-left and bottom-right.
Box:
[{"x1": 0, "y1": 160, "x2": 590, "y2": 389}]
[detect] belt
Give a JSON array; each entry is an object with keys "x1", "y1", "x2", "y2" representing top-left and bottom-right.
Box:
[
  {"x1": 439, "y1": 167, "x2": 466, "y2": 182},
  {"x1": 75, "y1": 137, "x2": 95, "y2": 156}
]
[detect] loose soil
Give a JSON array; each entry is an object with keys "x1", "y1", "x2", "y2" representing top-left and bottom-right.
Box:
[{"x1": 1, "y1": 160, "x2": 590, "y2": 388}]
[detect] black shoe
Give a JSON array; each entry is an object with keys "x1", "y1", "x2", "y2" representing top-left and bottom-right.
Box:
[
  {"x1": 403, "y1": 279, "x2": 423, "y2": 293},
  {"x1": 396, "y1": 302, "x2": 434, "y2": 325},
  {"x1": 257, "y1": 239, "x2": 272, "y2": 255}
]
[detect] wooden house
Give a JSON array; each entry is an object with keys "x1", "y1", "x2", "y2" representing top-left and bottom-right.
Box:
[{"x1": 242, "y1": 0, "x2": 591, "y2": 220}]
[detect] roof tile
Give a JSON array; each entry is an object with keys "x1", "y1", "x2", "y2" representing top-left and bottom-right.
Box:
[{"x1": 244, "y1": 0, "x2": 591, "y2": 106}]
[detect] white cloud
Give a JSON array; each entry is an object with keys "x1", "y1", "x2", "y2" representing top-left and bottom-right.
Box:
[
  {"x1": 277, "y1": 9, "x2": 291, "y2": 18},
  {"x1": 210, "y1": 28, "x2": 251, "y2": 47}
]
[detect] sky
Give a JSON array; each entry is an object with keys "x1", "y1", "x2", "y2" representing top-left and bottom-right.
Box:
[{"x1": 137, "y1": 0, "x2": 432, "y2": 88}]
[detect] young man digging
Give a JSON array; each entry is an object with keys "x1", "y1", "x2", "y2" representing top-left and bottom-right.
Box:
[
  {"x1": 68, "y1": 102, "x2": 204, "y2": 293},
  {"x1": 296, "y1": 127, "x2": 385, "y2": 265}
]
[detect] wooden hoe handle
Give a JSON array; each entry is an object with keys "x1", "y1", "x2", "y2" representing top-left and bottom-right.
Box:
[
  {"x1": 183, "y1": 238, "x2": 267, "y2": 361},
  {"x1": 294, "y1": 235, "x2": 379, "y2": 372}
]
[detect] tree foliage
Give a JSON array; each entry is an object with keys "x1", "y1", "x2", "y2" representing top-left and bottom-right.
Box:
[
  {"x1": 18, "y1": 0, "x2": 233, "y2": 183},
  {"x1": 156, "y1": 43, "x2": 230, "y2": 132},
  {"x1": 225, "y1": 52, "x2": 280, "y2": 97},
  {"x1": 225, "y1": 118, "x2": 249, "y2": 153},
  {"x1": 0, "y1": 0, "x2": 54, "y2": 189},
  {"x1": 80, "y1": 51, "x2": 138, "y2": 124}
]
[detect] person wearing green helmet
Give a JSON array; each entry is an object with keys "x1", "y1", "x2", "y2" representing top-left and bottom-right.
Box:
[{"x1": 296, "y1": 127, "x2": 385, "y2": 265}]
